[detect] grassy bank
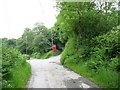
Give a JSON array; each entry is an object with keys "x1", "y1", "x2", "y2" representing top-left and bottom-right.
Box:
[
  {"x1": 31, "y1": 50, "x2": 61, "y2": 59},
  {"x1": 60, "y1": 26, "x2": 119, "y2": 88},
  {"x1": 64, "y1": 62, "x2": 119, "y2": 88},
  {"x1": 8, "y1": 62, "x2": 31, "y2": 88},
  {"x1": 40, "y1": 50, "x2": 61, "y2": 59}
]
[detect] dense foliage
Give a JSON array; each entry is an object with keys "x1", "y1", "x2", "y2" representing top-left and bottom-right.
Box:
[
  {"x1": 56, "y1": 2, "x2": 118, "y2": 42},
  {"x1": 61, "y1": 26, "x2": 119, "y2": 70},
  {"x1": 2, "y1": 44, "x2": 31, "y2": 88},
  {"x1": 56, "y1": 1, "x2": 119, "y2": 88},
  {"x1": 1, "y1": 0, "x2": 119, "y2": 89},
  {"x1": 60, "y1": 26, "x2": 119, "y2": 88},
  {"x1": 15, "y1": 23, "x2": 63, "y2": 58},
  {"x1": 2, "y1": 23, "x2": 63, "y2": 59},
  {"x1": 1, "y1": 22, "x2": 64, "y2": 88}
]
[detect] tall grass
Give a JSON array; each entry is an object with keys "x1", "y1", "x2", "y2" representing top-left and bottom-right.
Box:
[
  {"x1": 41, "y1": 50, "x2": 61, "y2": 59},
  {"x1": 10, "y1": 63, "x2": 31, "y2": 88},
  {"x1": 2, "y1": 46, "x2": 31, "y2": 88},
  {"x1": 31, "y1": 50, "x2": 61, "y2": 59},
  {"x1": 3, "y1": 62, "x2": 31, "y2": 88},
  {"x1": 64, "y1": 62, "x2": 119, "y2": 88}
]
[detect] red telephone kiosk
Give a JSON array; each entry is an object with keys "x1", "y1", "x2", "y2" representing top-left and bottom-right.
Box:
[{"x1": 52, "y1": 45, "x2": 56, "y2": 53}]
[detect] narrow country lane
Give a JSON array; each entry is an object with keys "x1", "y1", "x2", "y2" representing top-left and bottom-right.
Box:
[{"x1": 26, "y1": 55, "x2": 100, "y2": 88}]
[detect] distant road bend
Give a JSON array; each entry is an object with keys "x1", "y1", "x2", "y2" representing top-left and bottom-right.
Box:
[{"x1": 26, "y1": 55, "x2": 100, "y2": 88}]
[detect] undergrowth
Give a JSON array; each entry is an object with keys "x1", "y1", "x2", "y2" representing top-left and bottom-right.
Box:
[
  {"x1": 60, "y1": 26, "x2": 120, "y2": 88},
  {"x1": 31, "y1": 50, "x2": 61, "y2": 59},
  {"x1": 40, "y1": 50, "x2": 61, "y2": 59},
  {"x1": 2, "y1": 46, "x2": 31, "y2": 88},
  {"x1": 6, "y1": 63, "x2": 31, "y2": 88}
]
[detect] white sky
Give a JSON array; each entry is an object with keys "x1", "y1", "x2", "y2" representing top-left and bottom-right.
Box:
[{"x1": 0, "y1": 0, "x2": 58, "y2": 39}]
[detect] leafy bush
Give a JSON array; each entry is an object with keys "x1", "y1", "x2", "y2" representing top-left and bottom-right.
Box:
[
  {"x1": 60, "y1": 37, "x2": 79, "y2": 65},
  {"x1": 108, "y1": 57, "x2": 120, "y2": 71},
  {"x1": 2, "y1": 45, "x2": 31, "y2": 88},
  {"x1": 89, "y1": 26, "x2": 119, "y2": 71},
  {"x1": 41, "y1": 50, "x2": 61, "y2": 59},
  {"x1": 31, "y1": 50, "x2": 61, "y2": 59},
  {"x1": 87, "y1": 60, "x2": 104, "y2": 71},
  {"x1": 30, "y1": 52, "x2": 42, "y2": 59},
  {"x1": 60, "y1": 26, "x2": 120, "y2": 88},
  {"x1": 22, "y1": 54, "x2": 30, "y2": 60},
  {"x1": 2, "y1": 46, "x2": 22, "y2": 79}
]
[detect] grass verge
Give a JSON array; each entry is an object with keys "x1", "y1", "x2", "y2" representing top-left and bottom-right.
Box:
[
  {"x1": 40, "y1": 50, "x2": 61, "y2": 59},
  {"x1": 64, "y1": 62, "x2": 119, "y2": 89},
  {"x1": 31, "y1": 50, "x2": 61, "y2": 59},
  {"x1": 3, "y1": 62, "x2": 31, "y2": 88}
]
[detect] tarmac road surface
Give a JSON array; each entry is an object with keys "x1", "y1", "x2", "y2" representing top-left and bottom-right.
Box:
[{"x1": 26, "y1": 55, "x2": 100, "y2": 88}]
